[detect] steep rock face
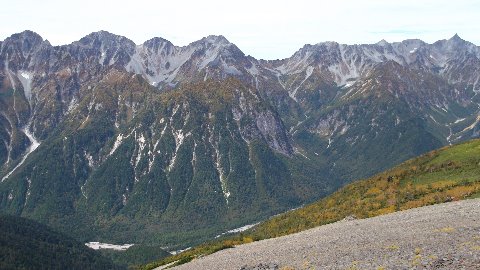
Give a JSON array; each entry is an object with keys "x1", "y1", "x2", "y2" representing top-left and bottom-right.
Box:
[
  {"x1": 0, "y1": 31, "x2": 479, "y2": 246},
  {"x1": 125, "y1": 35, "x2": 253, "y2": 88}
]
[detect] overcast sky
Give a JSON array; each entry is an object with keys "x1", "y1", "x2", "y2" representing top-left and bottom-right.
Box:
[{"x1": 1, "y1": 0, "x2": 478, "y2": 59}]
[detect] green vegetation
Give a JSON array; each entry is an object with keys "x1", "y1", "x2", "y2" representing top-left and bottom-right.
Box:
[
  {"x1": 247, "y1": 140, "x2": 480, "y2": 238},
  {"x1": 1, "y1": 72, "x2": 477, "y2": 268},
  {"x1": 0, "y1": 76, "x2": 332, "y2": 255},
  {"x1": 100, "y1": 245, "x2": 171, "y2": 268},
  {"x1": 142, "y1": 139, "x2": 480, "y2": 269},
  {"x1": 0, "y1": 215, "x2": 121, "y2": 270}
]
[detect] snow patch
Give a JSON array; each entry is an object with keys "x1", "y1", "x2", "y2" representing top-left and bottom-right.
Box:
[
  {"x1": 68, "y1": 97, "x2": 79, "y2": 112},
  {"x1": 149, "y1": 139, "x2": 161, "y2": 172},
  {"x1": 454, "y1": 118, "x2": 467, "y2": 124},
  {"x1": 326, "y1": 138, "x2": 332, "y2": 149},
  {"x1": 99, "y1": 44, "x2": 106, "y2": 64},
  {"x1": 214, "y1": 146, "x2": 230, "y2": 203},
  {"x1": 24, "y1": 178, "x2": 32, "y2": 206},
  {"x1": 1, "y1": 126, "x2": 40, "y2": 182},
  {"x1": 460, "y1": 115, "x2": 480, "y2": 133},
  {"x1": 86, "y1": 242, "x2": 134, "y2": 251},
  {"x1": 167, "y1": 129, "x2": 190, "y2": 172},
  {"x1": 169, "y1": 247, "x2": 191, "y2": 256},
  {"x1": 135, "y1": 134, "x2": 146, "y2": 167},
  {"x1": 81, "y1": 180, "x2": 89, "y2": 199},
  {"x1": 294, "y1": 147, "x2": 310, "y2": 160},
  {"x1": 447, "y1": 126, "x2": 453, "y2": 145},
  {"x1": 85, "y1": 152, "x2": 94, "y2": 168},
  {"x1": 109, "y1": 134, "x2": 124, "y2": 156},
  {"x1": 215, "y1": 222, "x2": 260, "y2": 238},
  {"x1": 17, "y1": 71, "x2": 33, "y2": 105},
  {"x1": 226, "y1": 223, "x2": 259, "y2": 234}
]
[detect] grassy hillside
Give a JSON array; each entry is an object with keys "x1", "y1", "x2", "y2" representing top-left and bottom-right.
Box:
[
  {"x1": 0, "y1": 215, "x2": 121, "y2": 270},
  {"x1": 142, "y1": 139, "x2": 480, "y2": 269}
]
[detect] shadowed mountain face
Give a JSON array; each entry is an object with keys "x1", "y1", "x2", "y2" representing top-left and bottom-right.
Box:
[{"x1": 0, "y1": 31, "x2": 479, "y2": 246}]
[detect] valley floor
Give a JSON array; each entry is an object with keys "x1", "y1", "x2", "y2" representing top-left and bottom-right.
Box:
[{"x1": 170, "y1": 199, "x2": 480, "y2": 270}]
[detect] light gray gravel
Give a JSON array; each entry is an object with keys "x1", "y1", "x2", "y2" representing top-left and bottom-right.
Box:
[{"x1": 170, "y1": 199, "x2": 480, "y2": 270}]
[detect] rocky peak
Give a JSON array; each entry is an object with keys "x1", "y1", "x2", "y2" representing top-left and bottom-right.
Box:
[
  {"x1": 66, "y1": 31, "x2": 135, "y2": 68},
  {"x1": 75, "y1": 30, "x2": 135, "y2": 53},
  {"x1": 192, "y1": 35, "x2": 243, "y2": 58},
  {"x1": 441, "y1": 33, "x2": 468, "y2": 51},
  {"x1": 298, "y1": 42, "x2": 341, "y2": 60},
  {"x1": 201, "y1": 35, "x2": 231, "y2": 45},
  {"x1": 449, "y1": 33, "x2": 464, "y2": 43},
  {"x1": 315, "y1": 41, "x2": 340, "y2": 49},
  {"x1": 1, "y1": 30, "x2": 44, "y2": 55},
  {"x1": 78, "y1": 30, "x2": 129, "y2": 44},
  {"x1": 6, "y1": 30, "x2": 43, "y2": 44},
  {"x1": 0, "y1": 30, "x2": 49, "y2": 72},
  {"x1": 376, "y1": 39, "x2": 390, "y2": 47},
  {"x1": 142, "y1": 37, "x2": 175, "y2": 53},
  {"x1": 439, "y1": 33, "x2": 467, "y2": 47}
]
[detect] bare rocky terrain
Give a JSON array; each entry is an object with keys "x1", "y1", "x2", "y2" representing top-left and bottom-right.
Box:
[{"x1": 171, "y1": 199, "x2": 480, "y2": 270}]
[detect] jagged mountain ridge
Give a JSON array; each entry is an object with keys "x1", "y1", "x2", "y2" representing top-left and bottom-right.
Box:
[{"x1": 0, "y1": 30, "x2": 479, "y2": 246}]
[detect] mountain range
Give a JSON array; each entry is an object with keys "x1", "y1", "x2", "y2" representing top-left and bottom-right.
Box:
[{"x1": 0, "y1": 30, "x2": 479, "y2": 247}]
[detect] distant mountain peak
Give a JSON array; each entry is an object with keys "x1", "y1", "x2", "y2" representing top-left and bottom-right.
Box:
[
  {"x1": 376, "y1": 39, "x2": 389, "y2": 46},
  {"x1": 449, "y1": 33, "x2": 465, "y2": 44},
  {"x1": 86, "y1": 30, "x2": 118, "y2": 38},
  {"x1": 19, "y1": 30, "x2": 42, "y2": 39},
  {"x1": 143, "y1": 36, "x2": 172, "y2": 45},
  {"x1": 77, "y1": 30, "x2": 135, "y2": 47},
  {"x1": 1, "y1": 30, "x2": 45, "y2": 60},
  {"x1": 202, "y1": 35, "x2": 230, "y2": 45},
  {"x1": 450, "y1": 33, "x2": 462, "y2": 40},
  {"x1": 6, "y1": 30, "x2": 43, "y2": 43},
  {"x1": 142, "y1": 37, "x2": 174, "y2": 51},
  {"x1": 316, "y1": 41, "x2": 339, "y2": 48}
]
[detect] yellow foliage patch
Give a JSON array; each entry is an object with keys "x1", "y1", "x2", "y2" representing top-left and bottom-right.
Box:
[{"x1": 435, "y1": 227, "x2": 456, "y2": 233}]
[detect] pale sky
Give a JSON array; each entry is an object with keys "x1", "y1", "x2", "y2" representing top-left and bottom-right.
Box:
[{"x1": 0, "y1": 0, "x2": 479, "y2": 60}]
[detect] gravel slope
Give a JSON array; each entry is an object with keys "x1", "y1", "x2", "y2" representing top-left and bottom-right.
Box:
[{"x1": 171, "y1": 199, "x2": 480, "y2": 270}]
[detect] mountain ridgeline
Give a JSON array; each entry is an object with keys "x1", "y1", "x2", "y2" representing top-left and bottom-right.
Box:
[{"x1": 0, "y1": 31, "x2": 479, "y2": 246}]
